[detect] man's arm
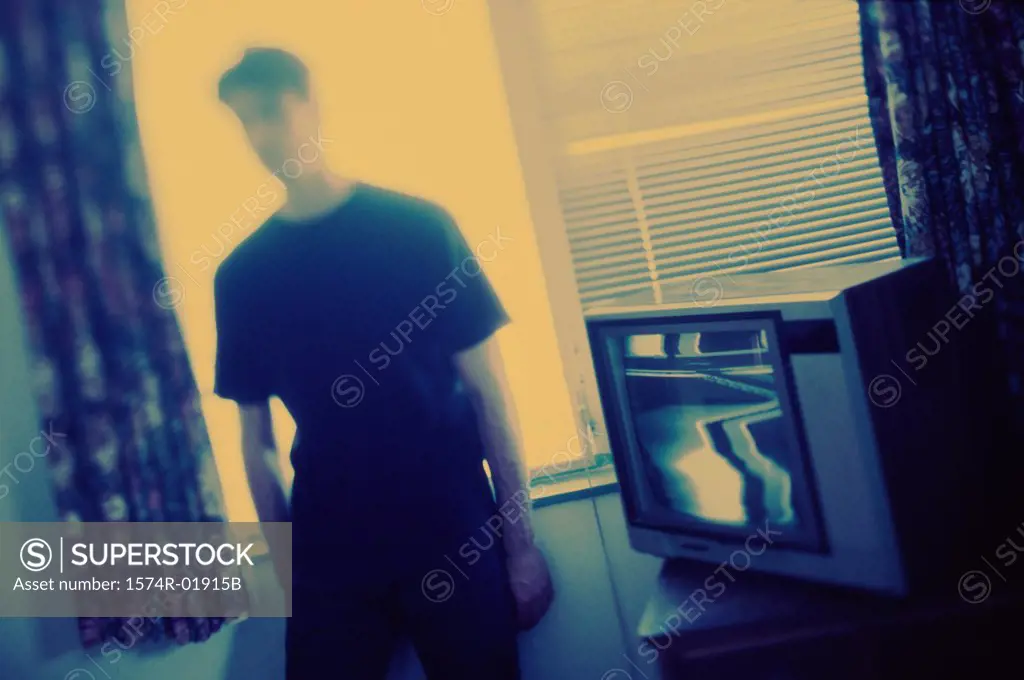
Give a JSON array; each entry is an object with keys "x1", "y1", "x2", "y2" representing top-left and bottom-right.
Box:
[
  {"x1": 454, "y1": 334, "x2": 555, "y2": 630},
  {"x1": 453, "y1": 336, "x2": 534, "y2": 552},
  {"x1": 239, "y1": 402, "x2": 289, "y2": 524},
  {"x1": 239, "y1": 402, "x2": 290, "y2": 589},
  {"x1": 424, "y1": 205, "x2": 553, "y2": 628},
  {"x1": 214, "y1": 267, "x2": 285, "y2": 521},
  {"x1": 212, "y1": 266, "x2": 289, "y2": 585}
]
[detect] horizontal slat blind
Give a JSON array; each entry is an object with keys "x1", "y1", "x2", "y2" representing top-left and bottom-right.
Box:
[{"x1": 529, "y1": 0, "x2": 900, "y2": 305}]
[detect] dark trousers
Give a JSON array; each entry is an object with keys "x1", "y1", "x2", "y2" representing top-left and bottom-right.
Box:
[
  {"x1": 286, "y1": 473, "x2": 521, "y2": 680},
  {"x1": 286, "y1": 543, "x2": 520, "y2": 679}
]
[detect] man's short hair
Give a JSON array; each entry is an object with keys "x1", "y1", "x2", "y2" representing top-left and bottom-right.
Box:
[{"x1": 218, "y1": 47, "x2": 310, "y2": 101}]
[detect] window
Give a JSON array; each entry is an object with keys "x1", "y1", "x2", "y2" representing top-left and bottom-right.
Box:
[
  {"x1": 532, "y1": 0, "x2": 898, "y2": 306},
  {"x1": 499, "y1": 0, "x2": 898, "y2": 456}
]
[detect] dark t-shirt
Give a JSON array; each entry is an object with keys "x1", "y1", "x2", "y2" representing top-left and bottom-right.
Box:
[{"x1": 212, "y1": 183, "x2": 509, "y2": 583}]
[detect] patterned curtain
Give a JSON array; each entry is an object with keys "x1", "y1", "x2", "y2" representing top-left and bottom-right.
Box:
[
  {"x1": 0, "y1": 0, "x2": 231, "y2": 646},
  {"x1": 858, "y1": 0, "x2": 1024, "y2": 418}
]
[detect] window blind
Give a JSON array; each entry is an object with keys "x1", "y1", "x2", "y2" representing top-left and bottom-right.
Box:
[{"x1": 528, "y1": 0, "x2": 900, "y2": 306}]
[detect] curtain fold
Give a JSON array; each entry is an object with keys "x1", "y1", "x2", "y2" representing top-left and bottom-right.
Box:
[
  {"x1": 0, "y1": 0, "x2": 232, "y2": 646},
  {"x1": 858, "y1": 0, "x2": 1024, "y2": 416}
]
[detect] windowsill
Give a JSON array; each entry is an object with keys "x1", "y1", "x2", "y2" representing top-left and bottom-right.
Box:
[{"x1": 530, "y1": 461, "x2": 619, "y2": 508}]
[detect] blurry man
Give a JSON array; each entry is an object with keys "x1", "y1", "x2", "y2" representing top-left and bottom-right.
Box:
[{"x1": 212, "y1": 47, "x2": 553, "y2": 679}]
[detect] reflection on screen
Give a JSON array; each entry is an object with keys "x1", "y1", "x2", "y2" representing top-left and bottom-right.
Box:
[{"x1": 623, "y1": 330, "x2": 801, "y2": 529}]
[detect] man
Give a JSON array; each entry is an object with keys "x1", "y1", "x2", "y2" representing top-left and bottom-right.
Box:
[{"x1": 212, "y1": 47, "x2": 553, "y2": 679}]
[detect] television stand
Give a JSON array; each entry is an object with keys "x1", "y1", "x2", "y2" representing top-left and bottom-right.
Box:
[{"x1": 635, "y1": 559, "x2": 1024, "y2": 680}]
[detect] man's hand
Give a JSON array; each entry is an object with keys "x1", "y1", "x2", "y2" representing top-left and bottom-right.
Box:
[
  {"x1": 269, "y1": 548, "x2": 292, "y2": 612},
  {"x1": 507, "y1": 543, "x2": 554, "y2": 630},
  {"x1": 269, "y1": 544, "x2": 291, "y2": 592}
]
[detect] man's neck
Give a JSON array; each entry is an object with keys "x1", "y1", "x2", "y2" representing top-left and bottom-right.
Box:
[{"x1": 280, "y1": 172, "x2": 358, "y2": 220}]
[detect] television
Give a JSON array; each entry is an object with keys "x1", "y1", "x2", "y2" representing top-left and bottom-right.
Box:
[{"x1": 586, "y1": 258, "x2": 1008, "y2": 596}]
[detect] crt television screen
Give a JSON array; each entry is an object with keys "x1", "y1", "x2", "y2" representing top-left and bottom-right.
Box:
[{"x1": 611, "y1": 320, "x2": 823, "y2": 550}]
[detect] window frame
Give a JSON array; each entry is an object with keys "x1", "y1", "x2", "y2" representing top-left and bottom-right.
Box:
[{"x1": 488, "y1": 0, "x2": 616, "y2": 472}]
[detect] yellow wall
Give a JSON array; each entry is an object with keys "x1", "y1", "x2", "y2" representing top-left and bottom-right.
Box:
[{"x1": 125, "y1": 0, "x2": 576, "y2": 521}]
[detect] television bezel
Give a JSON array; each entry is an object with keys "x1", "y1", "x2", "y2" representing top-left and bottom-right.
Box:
[{"x1": 589, "y1": 310, "x2": 831, "y2": 554}]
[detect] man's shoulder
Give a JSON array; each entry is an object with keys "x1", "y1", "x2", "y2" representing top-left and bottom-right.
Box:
[
  {"x1": 359, "y1": 184, "x2": 452, "y2": 231},
  {"x1": 213, "y1": 217, "x2": 281, "y2": 293}
]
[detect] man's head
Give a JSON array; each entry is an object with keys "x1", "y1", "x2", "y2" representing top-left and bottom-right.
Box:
[{"x1": 218, "y1": 48, "x2": 323, "y2": 174}]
